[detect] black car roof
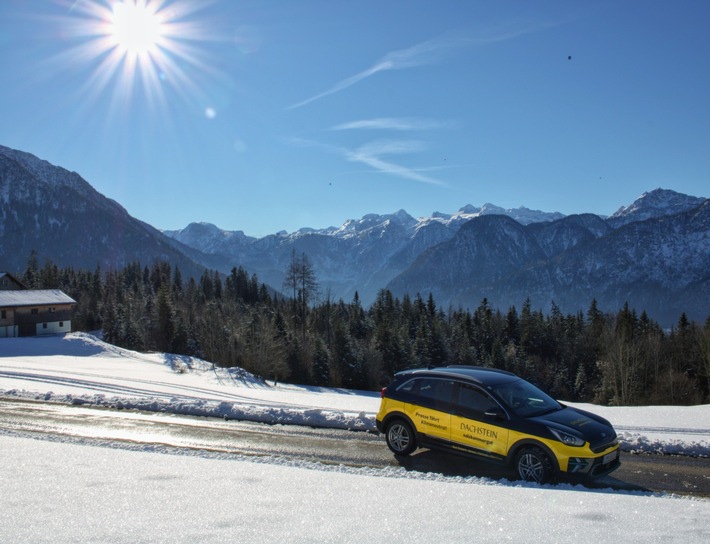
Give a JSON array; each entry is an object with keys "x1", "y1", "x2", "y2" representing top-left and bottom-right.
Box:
[{"x1": 395, "y1": 366, "x2": 519, "y2": 387}]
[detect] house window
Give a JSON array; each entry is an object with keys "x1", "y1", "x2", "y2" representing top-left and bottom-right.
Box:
[
  {"x1": 43, "y1": 323, "x2": 48, "y2": 329},
  {"x1": 31, "y1": 308, "x2": 39, "y2": 315},
  {"x1": 49, "y1": 307, "x2": 56, "y2": 313},
  {"x1": 59, "y1": 322, "x2": 64, "y2": 327},
  {"x1": 1, "y1": 310, "x2": 6, "y2": 319}
]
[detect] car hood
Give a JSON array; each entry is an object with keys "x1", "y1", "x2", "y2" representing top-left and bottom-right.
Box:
[{"x1": 531, "y1": 406, "x2": 616, "y2": 448}]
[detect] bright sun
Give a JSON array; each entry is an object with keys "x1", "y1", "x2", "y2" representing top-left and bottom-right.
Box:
[
  {"x1": 63, "y1": 0, "x2": 215, "y2": 112},
  {"x1": 109, "y1": 1, "x2": 164, "y2": 56}
]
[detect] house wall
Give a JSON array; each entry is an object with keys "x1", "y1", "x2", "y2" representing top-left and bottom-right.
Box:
[
  {"x1": 0, "y1": 276, "x2": 23, "y2": 290},
  {"x1": 0, "y1": 307, "x2": 13, "y2": 326},
  {"x1": 1, "y1": 307, "x2": 16, "y2": 337},
  {"x1": 0, "y1": 325, "x2": 18, "y2": 338},
  {"x1": 35, "y1": 320, "x2": 72, "y2": 336},
  {"x1": 9, "y1": 304, "x2": 74, "y2": 337}
]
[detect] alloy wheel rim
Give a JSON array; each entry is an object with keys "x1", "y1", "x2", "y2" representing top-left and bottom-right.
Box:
[
  {"x1": 519, "y1": 453, "x2": 544, "y2": 482},
  {"x1": 389, "y1": 425, "x2": 409, "y2": 452}
]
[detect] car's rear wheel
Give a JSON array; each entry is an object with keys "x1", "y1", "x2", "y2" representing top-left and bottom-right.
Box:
[
  {"x1": 515, "y1": 446, "x2": 554, "y2": 483},
  {"x1": 385, "y1": 419, "x2": 416, "y2": 456}
]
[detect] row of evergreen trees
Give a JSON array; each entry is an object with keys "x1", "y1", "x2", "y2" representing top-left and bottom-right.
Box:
[{"x1": 20, "y1": 255, "x2": 710, "y2": 405}]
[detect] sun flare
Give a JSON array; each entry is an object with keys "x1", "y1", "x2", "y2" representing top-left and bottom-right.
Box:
[
  {"x1": 109, "y1": 1, "x2": 164, "y2": 56},
  {"x1": 61, "y1": 0, "x2": 214, "y2": 111}
]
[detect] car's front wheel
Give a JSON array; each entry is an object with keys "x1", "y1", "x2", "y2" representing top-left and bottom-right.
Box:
[
  {"x1": 385, "y1": 419, "x2": 416, "y2": 456},
  {"x1": 514, "y1": 446, "x2": 554, "y2": 483}
]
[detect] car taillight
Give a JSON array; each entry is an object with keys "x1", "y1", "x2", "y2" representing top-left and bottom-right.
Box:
[{"x1": 380, "y1": 387, "x2": 387, "y2": 398}]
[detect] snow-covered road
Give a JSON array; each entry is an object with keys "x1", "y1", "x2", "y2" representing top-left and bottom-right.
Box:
[{"x1": 0, "y1": 398, "x2": 390, "y2": 468}]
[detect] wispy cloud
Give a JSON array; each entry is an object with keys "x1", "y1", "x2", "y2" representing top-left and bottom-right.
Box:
[
  {"x1": 467, "y1": 19, "x2": 561, "y2": 46},
  {"x1": 352, "y1": 139, "x2": 427, "y2": 157},
  {"x1": 346, "y1": 140, "x2": 447, "y2": 186},
  {"x1": 288, "y1": 20, "x2": 558, "y2": 110},
  {"x1": 287, "y1": 36, "x2": 465, "y2": 110},
  {"x1": 331, "y1": 117, "x2": 455, "y2": 131},
  {"x1": 292, "y1": 138, "x2": 447, "y2": 186}
]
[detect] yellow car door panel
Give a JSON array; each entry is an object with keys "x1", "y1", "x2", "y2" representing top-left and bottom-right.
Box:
[{"x1": 450, "y1": 382, "x2": 509, "y2": 460}]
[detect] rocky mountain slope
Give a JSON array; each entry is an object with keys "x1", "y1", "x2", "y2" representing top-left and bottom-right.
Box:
[
  {"x1": 388, "y1": 202, "x2": 709, "y2": 324},
  {"x1": 1, "y1": 144, "x2": 706, "y2": 325},
  {"x1": 0, "y1": 145, "x2": 206, "y2": 278}
]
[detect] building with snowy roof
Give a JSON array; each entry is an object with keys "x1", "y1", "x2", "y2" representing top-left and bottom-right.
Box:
[{"x1": 0, "y1": 273, "x2": 76, "y2": 337}]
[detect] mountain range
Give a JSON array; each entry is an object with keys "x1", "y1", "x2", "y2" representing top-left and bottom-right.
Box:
[
  {"x1": 1, "y1": 144, "x2": 707, "y2": 326},
  {"x1": 0, "y1": 145, "x2": 206, "y2": 280}
]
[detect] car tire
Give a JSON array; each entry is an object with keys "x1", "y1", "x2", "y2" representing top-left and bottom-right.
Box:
[
  {"x1": 385, "y1": 419, "x2": 416, "y2": 456},
  {"x1": 515, "y1": 446, "x2": 554, "y2": 483}
]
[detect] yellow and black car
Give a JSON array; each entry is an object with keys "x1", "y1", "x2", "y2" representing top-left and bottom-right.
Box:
[{"x1": 376, "y1": 366, "x2": 620, "y2": 483}]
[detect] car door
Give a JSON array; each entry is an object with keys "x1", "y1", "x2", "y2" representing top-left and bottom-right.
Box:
[
  {"x1": 450, "y1": 382, "x2": 509, "y2": 461},
  {"x1": 403, "y1": 378, "x2": 453, "y2": 445}
]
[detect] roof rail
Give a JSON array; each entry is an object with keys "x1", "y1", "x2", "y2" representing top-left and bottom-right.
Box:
[{"x1": 445, "y1": 365, "x2": 516, "y2": 376}]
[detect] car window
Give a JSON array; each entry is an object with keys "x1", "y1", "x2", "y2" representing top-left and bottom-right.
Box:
[
  {"x1": 399, "y1": 377, "x2": 453, "y2": 411},
  {"x1": 417, "y1": 378, "x2": 441, "y2": 399},
  {"x1": 491, "y1": 379, "x2": 561, "y2": 417},
  {"x1": 397, "y1": 379, "x2": 417, "y2": 393},
  {"x1": 454, "y1": 383, "x2": 498, "y2": 419}
]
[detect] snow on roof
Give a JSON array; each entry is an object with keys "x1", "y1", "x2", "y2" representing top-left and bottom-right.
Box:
[{"x1": 0, "y1": 289, "x2": 76, "y2": 307}]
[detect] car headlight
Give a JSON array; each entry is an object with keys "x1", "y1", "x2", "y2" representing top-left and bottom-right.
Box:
[{"x1": 548, "y1": 427, "x2": 585, "y2": 447}]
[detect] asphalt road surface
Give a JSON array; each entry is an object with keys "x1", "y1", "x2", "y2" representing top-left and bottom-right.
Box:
[{"x1": 2, "y1": 399, "x2": 709, "y2": 497}]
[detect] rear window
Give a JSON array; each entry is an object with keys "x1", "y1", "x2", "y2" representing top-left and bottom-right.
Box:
[{"x1": 397, "y1": 377, "x2": 454, "y2": 410}]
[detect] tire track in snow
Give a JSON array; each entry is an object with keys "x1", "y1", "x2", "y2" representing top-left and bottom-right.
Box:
[{"x1": 0, "y1": 368, "x2": 351, "y2": 411}]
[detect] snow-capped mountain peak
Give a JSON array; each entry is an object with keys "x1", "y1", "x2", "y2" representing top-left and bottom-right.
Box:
[
  {"x1": 426, "y1": 203, "x2": 564, "y2": 227},
  {"x1": 162, "y1": 222, "x2": 256, "y2": 255},
  {"x1": 609, "y1": 188, "x2": 707, "y2": 227}
]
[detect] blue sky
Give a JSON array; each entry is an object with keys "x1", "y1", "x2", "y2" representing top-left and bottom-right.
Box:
[{"x1": 1, "y1": 0, "x2": 708, "y2": 237}]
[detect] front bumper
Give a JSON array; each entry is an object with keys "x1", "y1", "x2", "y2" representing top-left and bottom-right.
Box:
[{"x1": 565, "y1": 447, "x2": 621, "y2": 479}]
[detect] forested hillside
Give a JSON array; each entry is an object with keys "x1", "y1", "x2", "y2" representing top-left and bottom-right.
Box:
[{"x1": 18, "y1": 254, "x2": 710, "y2": 406}]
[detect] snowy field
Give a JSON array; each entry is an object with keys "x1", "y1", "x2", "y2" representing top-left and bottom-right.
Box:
[{"x1": 2, "y1": 333, "x2": 710, "y2": 543}]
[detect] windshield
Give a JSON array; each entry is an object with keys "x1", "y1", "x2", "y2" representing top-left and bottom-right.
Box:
[{"x1": 490, "y1": 379, "x2": 562, "y2": 418}]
